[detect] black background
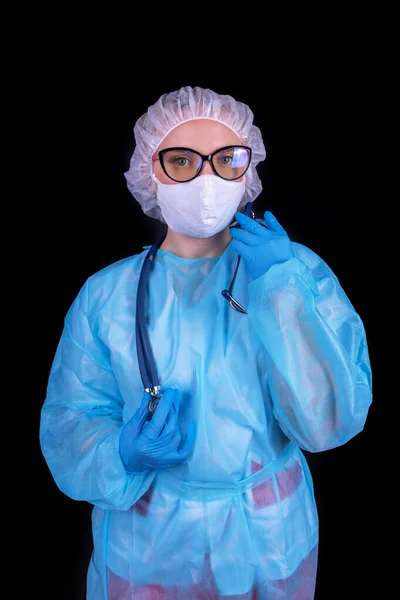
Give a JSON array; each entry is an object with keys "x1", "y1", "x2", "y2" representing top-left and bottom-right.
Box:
[{"x1": 21, "y1": 18, "x2": 394, "y2": 600}]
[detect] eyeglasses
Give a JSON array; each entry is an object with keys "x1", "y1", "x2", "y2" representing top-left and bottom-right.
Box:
[{"x1": 152, "y1": 145, "x2": 252, "y2": 183}]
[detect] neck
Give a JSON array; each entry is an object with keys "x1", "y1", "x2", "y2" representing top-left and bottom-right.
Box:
[{"x1": 159, "y1": 226, "x2": 233, "y2": 259}]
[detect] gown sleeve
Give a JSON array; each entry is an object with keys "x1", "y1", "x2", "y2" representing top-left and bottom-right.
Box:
[
  {"x1": 40, "y1": 278, "x2": 157, "y2": 510},
  {"x1": 246, "y1": 242, "x2": 372, "y2": 452}
]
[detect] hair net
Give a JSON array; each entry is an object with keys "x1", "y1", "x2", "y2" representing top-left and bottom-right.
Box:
[{"x1": 124, "y1": 86, "x2": 267, "y2": 224}]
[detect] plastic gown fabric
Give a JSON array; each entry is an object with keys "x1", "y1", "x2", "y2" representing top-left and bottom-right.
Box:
[{"x1": 39, "y1": 233, "x2": 372, "y2": 600}]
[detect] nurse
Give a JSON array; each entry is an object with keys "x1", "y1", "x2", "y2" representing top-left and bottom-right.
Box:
[{"x1": 40, "y1": 86, "x2": 373, "y2": 599}]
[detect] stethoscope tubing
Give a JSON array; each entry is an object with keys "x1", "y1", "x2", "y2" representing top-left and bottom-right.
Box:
[
  {"x1": 136, "y1": 201, "x2": 257, "y2": 419},
  {"x1": 135, "y1": 231, "x2": 166, "y2": 394}
]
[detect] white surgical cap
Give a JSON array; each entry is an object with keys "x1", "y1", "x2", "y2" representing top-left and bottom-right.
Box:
[{"x1": 124, "y1": 86, "x2": 267, "y2": 224}]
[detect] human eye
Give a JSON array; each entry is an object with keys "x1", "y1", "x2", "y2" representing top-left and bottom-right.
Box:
[
  {"x1": 217, "y1": 152, "x2": 234, "y2": 166},
  {"x1": 173, "y1": 155, "x2": 192, "y2": 168},
  {"x1": 164, "y1": 150, "x2": 195, "y2": 170}
]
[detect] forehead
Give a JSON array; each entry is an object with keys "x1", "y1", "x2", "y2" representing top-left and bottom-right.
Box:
[{"x1": 158, "y1": 119, "x2": 242, "y2": 154}]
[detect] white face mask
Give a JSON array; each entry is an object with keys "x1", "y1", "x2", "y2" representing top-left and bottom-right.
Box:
[{"x1": 152, "y1": 173, "x2": 246, "y2": 238}]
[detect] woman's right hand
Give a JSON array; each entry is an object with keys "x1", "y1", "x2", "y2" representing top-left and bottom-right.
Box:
[{"x1": 119, "y1": 388, "x2": 196, "y2": 475}]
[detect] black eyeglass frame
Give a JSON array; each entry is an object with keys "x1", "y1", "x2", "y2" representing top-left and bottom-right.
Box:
[{"x1": 156, "y1": 145, "x2": 252, "y2": 183}]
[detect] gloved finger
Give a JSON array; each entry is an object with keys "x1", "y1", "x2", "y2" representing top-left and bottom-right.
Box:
[
  {"x1": 156, "y1": 412, "x2": 176, "y2": 440},
  {"x1": 234, "y1": 212, "x2": 269, "y2": 235},
  {"x1": 230, "y1": 239, "x2": 258, "y2": 262},
  {"x1": 162, "y1": 400, "x2": 179, "y2": 436},
  {"x1": 146, "y1": 388, "x2": 178, "y2": 437},
  {"x1": 230, "y1": 226, "x2": 277, "y2": 247},
  {"x1": 229, "y1": 239, "x2": 244, "y2": 259},
  {"x1": 150, "y1": 426, "x2": 178, "y2": 448},
  {"x1": 264, "y1": 211, "x2": 288, "y2": 235},
  {"x1": 134, "y1": 391, "x2": 152, "y2": 434},
  {"x1": 141, "y1": 393, "x2": 179, "y2": 438},
  {"x1": 176, "y1": 419, "x2": 196, "y2": 460}
]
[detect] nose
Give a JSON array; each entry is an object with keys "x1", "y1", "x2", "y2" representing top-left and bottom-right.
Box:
[{"x1": 200, "y1": 160, "x2": 215, "y2": 175}]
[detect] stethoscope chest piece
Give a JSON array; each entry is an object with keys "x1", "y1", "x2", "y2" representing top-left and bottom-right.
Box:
[{"x1": 147, "y1": 392, "x2": 162, "y2": 421}]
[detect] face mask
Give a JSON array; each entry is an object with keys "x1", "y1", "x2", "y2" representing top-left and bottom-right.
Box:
[{"x1": 152, "y1": 173, "x2": 246, "y2": 238}]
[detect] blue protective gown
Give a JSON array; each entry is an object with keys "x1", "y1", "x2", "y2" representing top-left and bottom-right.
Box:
[{"x1": 40, "y1": 235, "x2": 372, "y2": 600}]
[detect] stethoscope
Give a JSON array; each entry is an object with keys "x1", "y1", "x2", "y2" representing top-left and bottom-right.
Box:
[{"x1": 136, "y1": 201, "x2": 257, "y2": 420}]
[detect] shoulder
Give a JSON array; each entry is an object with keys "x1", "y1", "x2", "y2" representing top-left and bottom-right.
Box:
[
  {"x1": 291, "y1": 241, "x2": 335, "y2": 281},
  {"x1": 291, "y1": 242, "x2": 356, "y2": 312},
  {"x1": 89, "y1": 250, "x2": 146, "y2": 288},
  {"x1": 68, "y1": 249, "x2": 147, "y2": 317}
]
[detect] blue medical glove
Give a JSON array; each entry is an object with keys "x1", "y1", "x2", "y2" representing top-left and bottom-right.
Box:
[
  {"x1": 230, "y1": 211, "x2": 294, "y2": 280},
  {"x1": 119, "y1": 388, "x2": 196, "y2": 475}
]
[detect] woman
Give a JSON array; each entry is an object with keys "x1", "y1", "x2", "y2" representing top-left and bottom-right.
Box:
[{"x1": 40, "y1": 86, "x2": 372, "y2": 599}]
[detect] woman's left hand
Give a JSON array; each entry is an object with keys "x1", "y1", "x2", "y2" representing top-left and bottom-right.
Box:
[{"x1": 230, "y1": 211, "x2": 294, "y2": 280}]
